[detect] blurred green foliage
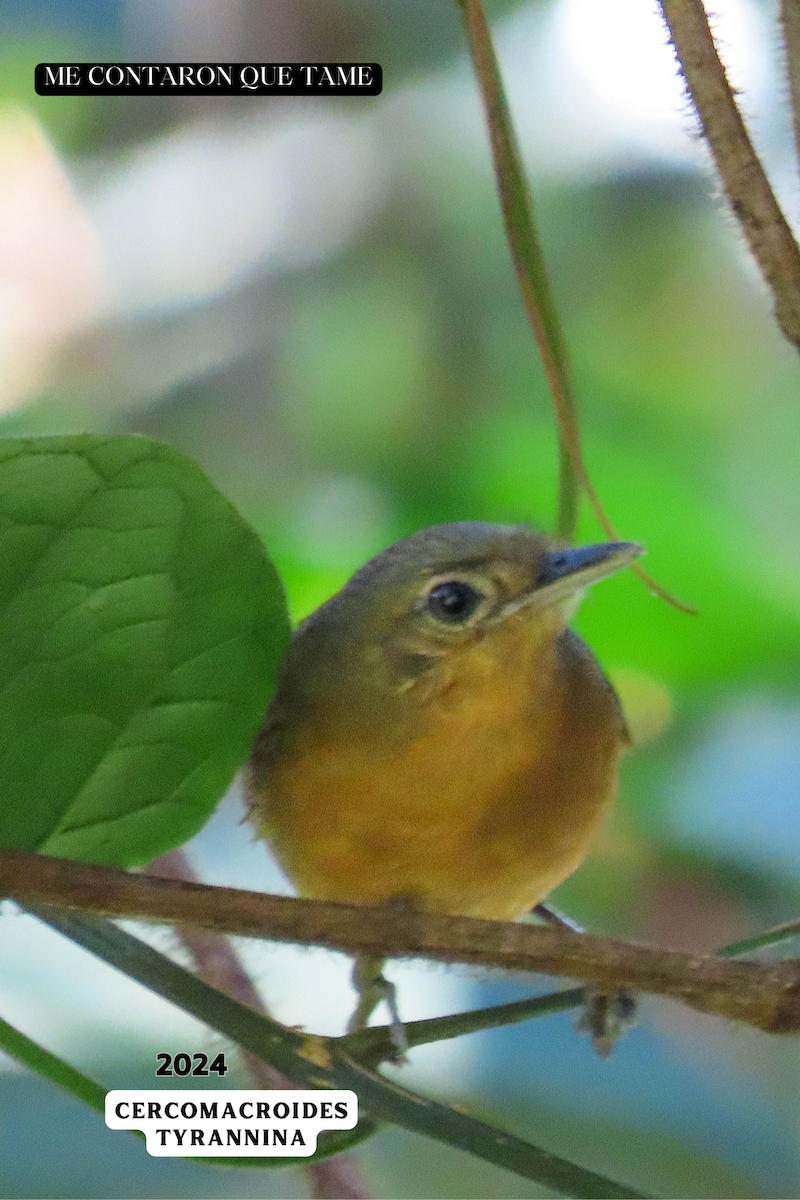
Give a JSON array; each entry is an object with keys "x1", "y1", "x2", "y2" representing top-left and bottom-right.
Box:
[{"x1": 0, "y1": 37, "x2": 107, "y2": 152}]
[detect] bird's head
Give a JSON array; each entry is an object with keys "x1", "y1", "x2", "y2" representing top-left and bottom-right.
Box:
[{"x1": 287, "y1": 523, "x2": 642, "y2": 703}]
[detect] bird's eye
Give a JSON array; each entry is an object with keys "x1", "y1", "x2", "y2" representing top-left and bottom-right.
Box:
[{"x1": 426, "y1": 580, "x2": 484, "y2": 624}]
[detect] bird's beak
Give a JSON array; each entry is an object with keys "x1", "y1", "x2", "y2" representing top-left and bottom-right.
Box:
[{"x1": 495, "y1": 541, "x2": 643, "y2": 621}]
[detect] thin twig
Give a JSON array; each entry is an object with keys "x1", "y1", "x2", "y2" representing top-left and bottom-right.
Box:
[
  {"x1": 345, "y1": 987, "x2": 586, "y2": 1064},
  {"x1": 660, "y1": 0, "x2": 800, "y2": 351},
  {"x1": 718, "y1": 916, "x2": 800, "y2": 959},
  {"x1": 28, "y1": 906, "x2": 649, "y2": 1200},
  {"x1": 780, "y1": 0, "x2": 800, "y2": 170},
  {"x1": 456, "y1": 0, "x2": 695, "y2": 612},
  {"x1": 456, "y1": 0, "x2": 580, "y2": 541},
  {"x1": 147, "y1": 850, "x2": 372, "y2": 1200},
  {"x1": 147, "y1": 849, "x2": 295, "y2": 1090},
  {"x1": 2, "y1": 849, "x2": 799, "y2": 1035}
]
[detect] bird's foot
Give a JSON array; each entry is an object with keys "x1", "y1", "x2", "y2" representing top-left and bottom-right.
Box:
[
  {"x1": 533, "y1": 904, "x2": 637, "y2": 1057},
  {"x1": 576, "y1": 987, "x2": 637, "y2": 1057},
  {"x1": 347, "y1": 955, "x2": 408, "y2": 1063}
]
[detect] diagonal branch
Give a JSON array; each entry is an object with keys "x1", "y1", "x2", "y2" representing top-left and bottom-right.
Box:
[
  {"x1": 29, "y1": 906, "x2": 648, "y2": 1200},
  {"x1": 2, "y1": 849, "x2": 799, "y2": 1035},
  {"x1": 720, "y1": 916, "x2": 800, "y2": 958},
  {"x1": 147, "y1": 850, "x2": 372, "y2": 1200},
  {"x1": 660, "y1": 0, "x2": 800, "y2": 352},
  {"x1": 344, "y1": 987, "x2": 586, "y2": 1064}
]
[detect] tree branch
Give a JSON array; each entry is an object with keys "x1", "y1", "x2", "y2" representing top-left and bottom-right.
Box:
[
  {"x1": 2, "y1": 849, "x2": 799, "y2": 1035},
  {"x1": 780, "y1": 0, "x2": 800, "y2": 171},
  {"x1": 147, "y1": 850, "x2": 372, "y2": 1200},
  {"x1": 28, "y1": 905, "x2": 648, "y2": 1199},
  {"x1": 660, "y1": 0, "x2": 800, "y2": 352}
]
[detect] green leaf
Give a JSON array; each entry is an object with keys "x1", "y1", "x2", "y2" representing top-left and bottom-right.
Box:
[{"x1": 0, "y1": 435, "x2": 289, "y2": 866}]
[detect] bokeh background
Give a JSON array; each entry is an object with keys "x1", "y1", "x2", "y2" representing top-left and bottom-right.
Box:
[{"x1": 1, "y1": 0, "x2": 800, "y2": 1196}]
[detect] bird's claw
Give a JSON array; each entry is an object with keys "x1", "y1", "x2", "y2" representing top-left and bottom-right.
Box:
[
  {"x1": 576, "y1": 987, "x2": 637, "y2": 1057},
  {"x1": 348, "y1": 956, "x2": 408, "y2": 1063},
  {"x1": 379, "y1": 975, "x2": 409, "y2": 1063}
]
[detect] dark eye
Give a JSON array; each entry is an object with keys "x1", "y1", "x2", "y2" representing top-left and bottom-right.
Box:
[{"x1": 426, "y1": 580, "x2": 483, "y2": 624}]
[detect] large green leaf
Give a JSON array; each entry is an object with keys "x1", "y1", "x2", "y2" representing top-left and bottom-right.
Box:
[{"x1": 0, "y1": 435, "x2": 289, "y2": 866}]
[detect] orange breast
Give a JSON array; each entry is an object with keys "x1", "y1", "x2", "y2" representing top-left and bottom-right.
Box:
[{"x1": 252, "y1": 620, "x2": 625, "y2": 921}]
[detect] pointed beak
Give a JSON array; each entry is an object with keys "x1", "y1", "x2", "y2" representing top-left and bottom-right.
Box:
[
  {"x1": 495, "y1": 540, "x2": 643, "y2": 621},
  {"x1": 539, "y1": 541, "x2": 643, "y2": 590}
]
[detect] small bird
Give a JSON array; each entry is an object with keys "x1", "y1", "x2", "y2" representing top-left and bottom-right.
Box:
[{"x1": 246, "y1": 522, "x2": 641, "y2": 1043}]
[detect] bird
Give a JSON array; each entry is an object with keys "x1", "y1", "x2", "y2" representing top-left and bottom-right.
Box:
[{"x1": 246, "y1": 522, "x2": 641, "y2": 1047}]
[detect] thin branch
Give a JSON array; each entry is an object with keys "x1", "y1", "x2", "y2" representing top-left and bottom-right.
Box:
[
  {"x1": 27, "y1": 904, "x2": 380, "y2": 1159},
  {"x1": 455, "y1": 0, "x2": 695, "y2": 612},
  {"x1": 780, "y1": 0, "x2": 800, "y2": 171},
  {"x1": 29, "y1": 906, "x2": 647, "y2": 1200},
  {"x1": 334, "y1": 1047, "x2": 649, "y2": 1200},
  {"x1": 3, "y1": 849, "x2": 800, "y2": 1034},
  {"x1": 660, "y1": 0, "x2": 800, "y2": 352},
  {"x1": 345, "y1": 987, "x2": 586, "y2": 1064},
  {"x1": 455, "y1": 0, "x2": 580, "y2": 541},
  {"x1": 718, "y1": 917, "x2": 800, "y2": 959},
  {"x1": 557, "y1": 441, "x2": 580, "y2": 546},
  {"x1": 148, "y1": 851, "x2": 372, "y2": 1200}
]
